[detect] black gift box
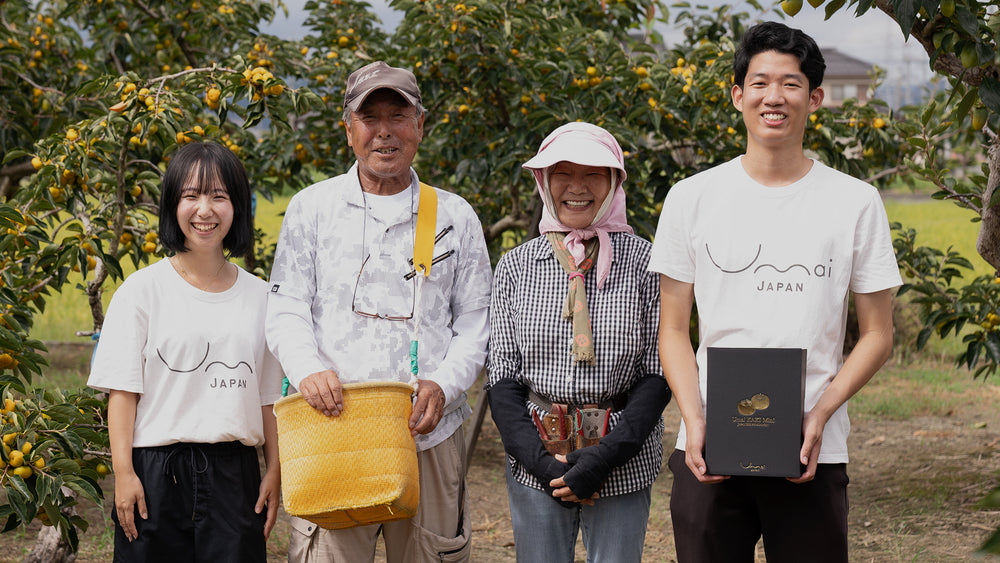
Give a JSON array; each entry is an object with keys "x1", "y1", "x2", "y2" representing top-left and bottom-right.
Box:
[{"x1": 705, "y1": 347, "x2": 806, "y2": 478}]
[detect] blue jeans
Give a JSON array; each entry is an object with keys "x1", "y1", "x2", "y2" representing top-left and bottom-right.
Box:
[{"x1": 505, "y1": 466, "x2": 651, "y2": 563}]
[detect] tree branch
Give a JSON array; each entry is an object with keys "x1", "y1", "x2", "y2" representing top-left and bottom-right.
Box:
[
  {"x1": 864, "y1": 165, "x2": 905, "y2": 184},
  {"x1": 874, "y1": 0, "x2": 1000, "y2": 88},
  {"x1": 0, "y1": 161, "x2": 36, "y2": 199},
  {"x1": 486, "y1": 213, "x2": 532, "y2": 242}
]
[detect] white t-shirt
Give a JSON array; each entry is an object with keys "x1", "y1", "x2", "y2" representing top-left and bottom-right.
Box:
[
  {"x1": 88, "y1": 259, "x2": 284, "y2": 448},
  {"x1": 648, "y1": 156, "x2": 902, "y2": 463}
]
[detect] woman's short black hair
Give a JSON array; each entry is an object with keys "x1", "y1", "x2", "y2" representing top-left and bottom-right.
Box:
[
  {"x1": 733, "y1": 21, "x2": 826, "y2": 92},
  {"x1": 158, "y1": 142, "x2": 253, "y2": 257}
]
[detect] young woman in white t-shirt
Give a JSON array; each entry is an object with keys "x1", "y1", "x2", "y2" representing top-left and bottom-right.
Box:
[{"x1": 88, "y1": 142, "x2": 283, "y2": 563}]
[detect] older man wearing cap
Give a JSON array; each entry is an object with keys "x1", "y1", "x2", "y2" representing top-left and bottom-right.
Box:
[
  {"x1": 485, "y1": 122, "x2": 670, "y2": 562},
  {"x1": 266, "y1": 61, "x2": 492, "y2": 562}
]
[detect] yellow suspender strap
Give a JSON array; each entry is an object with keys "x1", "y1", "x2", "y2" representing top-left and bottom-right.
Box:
[{"x1": 413, "y1": 182, "x2": 438, "y2": 277}]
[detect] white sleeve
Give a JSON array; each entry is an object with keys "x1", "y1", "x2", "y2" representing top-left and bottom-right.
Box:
[
  {"x1": 423, "y1": 306, "x2": 488, "y2": 406},
  {"x1": 850, "y1": 191, "x2": 903, "y2": 294},
  {"x1": 648, "y1": 181, "x2": 696, "y2": 283},
  {"x1": 265, "y1": 194, "x2": 328, "y2": 389},
  {"x1": 266, "y1": 291, "x2": 327, "y2": 390},
  {"x1": 485, "y1": 251, "x2": 523, "y2": 388},
  {"x1": 87, "y1": 277, "x2": 147, "y2": 394},
  {"x1": 257, "y1": 335, "x2": 285, "y2": 406}
]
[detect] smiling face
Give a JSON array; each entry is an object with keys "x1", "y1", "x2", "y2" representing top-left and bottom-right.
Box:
[
  {"x1": 346, "y1": 89, "x2": 424, "y2": 194},
  {"x1": 547, "y1": 162, "x2": 612, "y2": 229},
  {"x1": 175, "y1": 165, "x2": 234, "y2": 254},
  {"x1": 731, "y1": 50, "x2": 824, "y2": 153}
]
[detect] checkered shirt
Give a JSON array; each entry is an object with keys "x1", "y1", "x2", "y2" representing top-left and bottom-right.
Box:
[{"x1": 486, "y1": 232, "x2": 665, "y2": 495}]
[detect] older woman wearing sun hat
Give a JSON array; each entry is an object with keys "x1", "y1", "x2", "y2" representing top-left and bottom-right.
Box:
[{"x1": 485, "y1": 121, "x2": 671, "y2": 562}]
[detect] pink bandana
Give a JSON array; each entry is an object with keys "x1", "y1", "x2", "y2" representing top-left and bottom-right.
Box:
[{"x1": 523, "y1": 122, "x2": 632, "y2": 289}]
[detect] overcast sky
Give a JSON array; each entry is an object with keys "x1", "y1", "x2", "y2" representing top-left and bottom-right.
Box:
[{"x1": 262, "y1": 1, "x2": 935, "y2": 97}]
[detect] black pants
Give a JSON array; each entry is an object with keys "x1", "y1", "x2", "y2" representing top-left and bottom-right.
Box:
[
  {"x1": 668, "y1": 449, "x2": 849, "y2": 563},
  {"x1": 112, "y1": 441, "x2": 266, "y2": 563}
]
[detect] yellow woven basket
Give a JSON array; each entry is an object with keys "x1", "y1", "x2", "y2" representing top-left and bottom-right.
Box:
[{"x1": 274, "y1": 382, "x2": 419, "y2": 529}]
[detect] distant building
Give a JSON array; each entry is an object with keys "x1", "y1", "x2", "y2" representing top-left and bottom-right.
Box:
[{"x1": 820, "y1": 48, "x2": 875, "y2": 108}]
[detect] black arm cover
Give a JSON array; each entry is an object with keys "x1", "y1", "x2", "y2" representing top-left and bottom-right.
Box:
[
  {"x1": 562, "y1": 375, "x2": 671, "y2": 499},
  {"x1": 486, "y1": 379, "x2": 568, "y2": 489}
]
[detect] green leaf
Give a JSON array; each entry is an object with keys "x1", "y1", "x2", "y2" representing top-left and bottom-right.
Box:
[
  {"x1": 63, "y1": 475, "x2": 102, "y2": 505},
  {"x1": 965, "y1": 339, "x2": 981, "y2": 368},
  {"x1": 75, "y1": 79, "x2": 105, "y2": 97},
  {"x1": 920, "y1": 100, "x2": 937, "y2": 126},
  {"x1": 953, "y1": 88, "x2": 978, "y2": 124},
  {"x1": 916, "y1": 326, "x2": 934, "y2": 350},
  {"x1": 51, "y1": 429, "x2": 85, "y2": 458},
  {"x1": 244, "y1": 111, "x2": 264, "y2": 130},
  {"x1": 985, "y1": 331, "x2": 1000, "y2": 363},
  {"x1": 47, "y1": 458, "x2": 82, "y2": 474},
  {"x1": 0, "y1": 514, "x2": 19, "y2": 533},
  {"x1": 981, "y1": 77, "x2": 1000, "y2": 115},
  {"x1": 6, "y1": 486, "x2": 29, "y2": 524},
  {"x1": 1, "y1": 149, "x2": 29, "y2": 165},
  {"x1": 980, "y1": 527, "x2": 1000, "y2": 554},
  {"x1": 824, "y1": 0, "x2": 846, "y2": 19},
  {"x1": 60, "y1": 520, "x2": 80, "y2": 553},
  {"x1": 955, "y1": 6, "x2": 979, "y2": 35},
  {"x1": 7, "y1": 474, "x2": 33, "y2": 501},
  {"x1": 34, "y1": 472, "x2": 60, "y2": 505},
  {"x1": 102, "y1": 255, "x2": 124, "y2": 281},
  {"x1": 892, "y1": 0, "x2": 917, "y2": 39},
  {"x1": 989, "y1": 12, "x2": 1000, "y2": 35},
  {"x1": 978, "y1": 42, "x2": 996, "y2": 66},
  {"x1": 68, "y1": 514, "x2": 89, "y2": 534}
]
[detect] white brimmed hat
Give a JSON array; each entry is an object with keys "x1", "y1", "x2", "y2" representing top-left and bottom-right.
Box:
[{"x1": 522, "y1": 122, "x2": 627, "y2": 182}]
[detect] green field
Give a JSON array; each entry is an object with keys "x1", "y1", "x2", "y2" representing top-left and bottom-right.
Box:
[{"x1": 884, "y1": 196, "x2": 993, "y2": 277}]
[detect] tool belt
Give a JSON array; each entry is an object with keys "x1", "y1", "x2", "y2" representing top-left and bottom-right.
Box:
[{"x1": 528, "y1": 390, "x2": 629, "y2": 456}]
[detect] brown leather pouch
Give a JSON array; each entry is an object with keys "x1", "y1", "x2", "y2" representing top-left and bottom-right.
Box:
[
  {"x1": 540, "y1": 437, "x2": 573, "y2": 456},
  {"x1": 539, "y1": 404, "x2": 573, "y2": 456}
]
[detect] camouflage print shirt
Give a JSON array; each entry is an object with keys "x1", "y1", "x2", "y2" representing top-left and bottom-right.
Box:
[{"x1": 265, "y1": 163, "x2": 493, "y2": 451}]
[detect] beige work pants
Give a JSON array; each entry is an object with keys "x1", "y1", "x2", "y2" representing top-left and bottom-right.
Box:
[{"x1": 287, "y1": 427, "x2": 471, "y2": 562}]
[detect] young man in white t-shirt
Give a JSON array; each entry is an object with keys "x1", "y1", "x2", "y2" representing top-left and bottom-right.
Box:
[{"x1": 648, "y1": 21, "x2": 902, "y2": 562}]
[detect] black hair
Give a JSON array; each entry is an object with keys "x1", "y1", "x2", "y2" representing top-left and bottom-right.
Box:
[
  {"x1": 733, "y1": 21, "x2": 826, "y2": 91},
  {"x1": 158, "y1": 141, "x2": 253, "y2": 257}
]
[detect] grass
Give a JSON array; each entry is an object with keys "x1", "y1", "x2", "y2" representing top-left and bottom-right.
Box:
[{"x1": 851, "y1": 361, "x2": 1000, "y2": 419}]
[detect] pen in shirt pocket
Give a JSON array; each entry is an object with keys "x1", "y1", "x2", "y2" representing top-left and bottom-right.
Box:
[{"x1": 404, "y1": 225, "x2": 455, "y2": 280}]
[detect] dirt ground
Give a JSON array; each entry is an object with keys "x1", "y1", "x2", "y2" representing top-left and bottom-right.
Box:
[
  {"x1": 3, "y1": 362, "x2": 1000, "y2": 562},
  {"x1": 459, "y1": 396, "x2": 1000, "y2": 563}
]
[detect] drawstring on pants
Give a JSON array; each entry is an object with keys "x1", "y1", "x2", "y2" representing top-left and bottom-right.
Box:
[{"x1": 162, "y1": 444, "x2": 211, "y2": 520}]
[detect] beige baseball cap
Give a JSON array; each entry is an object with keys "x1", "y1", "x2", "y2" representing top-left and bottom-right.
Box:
[{"x1": 344, "y1": 61, "x2": 421, "y2": 113}]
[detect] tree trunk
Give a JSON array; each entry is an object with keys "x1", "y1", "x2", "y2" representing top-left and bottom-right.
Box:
[
  {"x1": 978, "y1": 140, "x2": 1000, "y2": 274},
  {"x1": 24, "y1": 524, "x2": 76, "y2": 563}
]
